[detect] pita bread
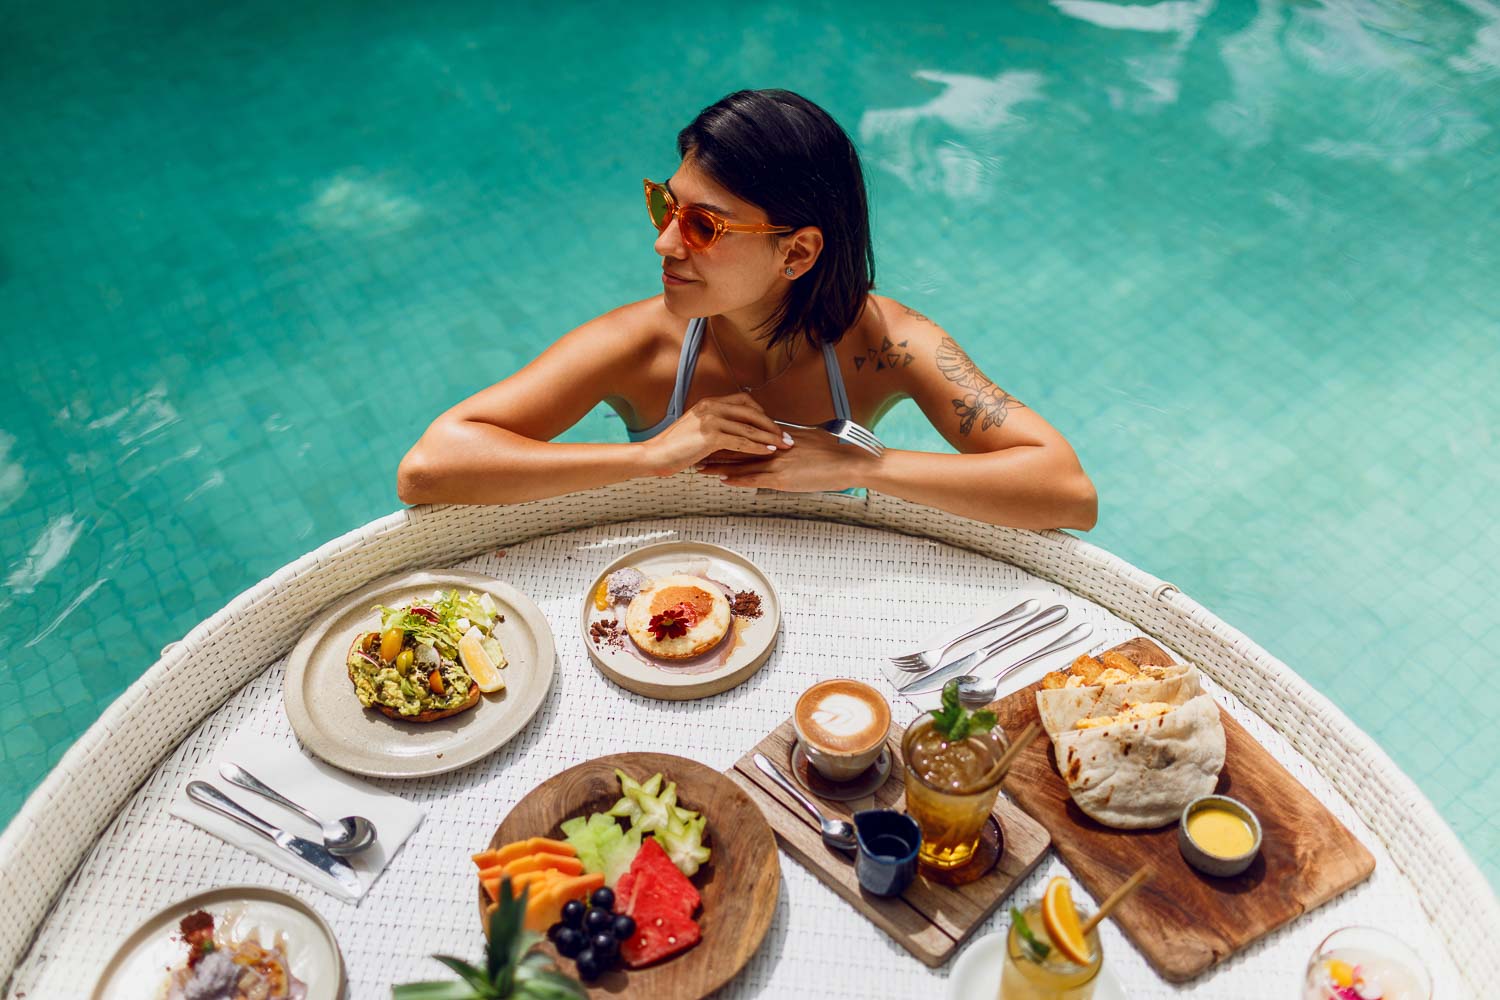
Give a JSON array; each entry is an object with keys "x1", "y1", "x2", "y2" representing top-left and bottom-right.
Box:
[
  {"x1": 1036, "y1": 665, "x2": 1203, "y2": 738},
  {"x1": 1053, "y1": 693, "x2": 1226, "y2": 829}
]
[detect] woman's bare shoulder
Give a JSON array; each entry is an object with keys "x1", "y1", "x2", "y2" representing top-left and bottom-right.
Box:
[{"x1": 571, "y1": 296, "x2": 682, "y2": 359}]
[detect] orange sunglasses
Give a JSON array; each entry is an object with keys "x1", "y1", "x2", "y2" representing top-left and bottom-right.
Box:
[{"x1": 644, "y1": 179, "x2": 794, "y2": 251}]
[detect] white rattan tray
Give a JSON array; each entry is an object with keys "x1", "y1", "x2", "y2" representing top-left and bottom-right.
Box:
[{"x1": 2, "y1": 478, "x2": 1495, "y2": 998}]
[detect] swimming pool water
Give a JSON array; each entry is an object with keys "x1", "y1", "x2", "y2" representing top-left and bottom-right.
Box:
[{"x1": 2, "y1": 0, "x2": 1497, "y2": 885}]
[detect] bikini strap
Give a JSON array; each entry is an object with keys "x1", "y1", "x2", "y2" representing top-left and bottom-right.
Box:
[
  {"x1": 820, "y1": 339, "x2": 853, "y2": 421},
  {"x1": 664, "y1": 317, "x2": 707, "y2": 424}
]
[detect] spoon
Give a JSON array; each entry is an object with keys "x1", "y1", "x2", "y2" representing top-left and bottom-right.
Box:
[
  {"x1": 752, "y1": 753, "x2": 857, "y2": 853},
  {"x1": 954, "y1": 622, "x2": 1097, "y2": 706},
  {"x1": 220, "y1": 762, "x2": 378, "y2": 856}
]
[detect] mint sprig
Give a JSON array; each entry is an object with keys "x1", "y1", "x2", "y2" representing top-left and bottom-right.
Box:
[
  {"x1": 930, "y1": 679, "x2": 998, "y2": 741},
  {"x1": 1011, "y1": 906, "x2": 1051, "y2": 961}
]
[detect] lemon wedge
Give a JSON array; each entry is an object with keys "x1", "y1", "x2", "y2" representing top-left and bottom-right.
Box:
[
  {"x1": 458, "y1": 626, "x2": 506, "y2": 693},
  {"x1": 1041, "y1": 875, "x2": 1092, "y2": 966}
]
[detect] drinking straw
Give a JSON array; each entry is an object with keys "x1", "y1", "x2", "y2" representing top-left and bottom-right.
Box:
[
  {"x1": 1081, "y1": 866, "x2": 1152, "y2": 935},
  {"x1": 979, "y1": 721, "x2": 1041, "y2": 787}
]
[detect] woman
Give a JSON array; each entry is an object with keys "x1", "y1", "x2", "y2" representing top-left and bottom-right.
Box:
[{"x1": 398, "y1": 90, "x2": 1097, "y2": 531}]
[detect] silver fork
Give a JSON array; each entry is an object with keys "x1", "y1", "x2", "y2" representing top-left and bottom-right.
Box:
[
  {"x1": 888, "y1": 599, "x2": 1039, "y2": 672},
  {"x1": 897, "y1": 604, "x2": 1069, "y2": 693},
  {"x1": 775, "y1": 419, "x2": 886, "y2": 457}
]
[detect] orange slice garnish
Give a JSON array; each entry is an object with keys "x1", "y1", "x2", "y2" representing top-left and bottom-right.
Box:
[
  {"x1": 1041, "y1": 876, "x2": 1092, "y2": 965},
  {"x1": 593, "y1": 579, "x2": 610, "y2": 611}
]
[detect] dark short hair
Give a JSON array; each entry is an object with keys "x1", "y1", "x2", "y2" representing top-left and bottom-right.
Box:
[{"x1": 677, "y1": 89, "x2": 875, "y2": 349}]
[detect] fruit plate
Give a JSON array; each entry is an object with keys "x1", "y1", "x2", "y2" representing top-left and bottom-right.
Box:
[
  {"x1": 580, "y1": 541, "x2": 781, "y2": 700},
  {"x1": 91, "y1": 885, "x2": 345, "y2": 1000},
  {"x1": 283, "y1": 569, "x2": 556, "y2": 778},
  {"x1": 478, "y1": 752, "x2": 780, "y2": 999}
]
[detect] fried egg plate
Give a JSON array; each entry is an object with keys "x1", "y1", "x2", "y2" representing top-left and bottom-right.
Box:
[{"x1": 625, "y1": 574, "x2": 732, "y2": 660}]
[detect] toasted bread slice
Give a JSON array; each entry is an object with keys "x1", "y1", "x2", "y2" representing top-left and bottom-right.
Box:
[{"x1": 346, "y1": 632, "x2": 481, "y2": 724}]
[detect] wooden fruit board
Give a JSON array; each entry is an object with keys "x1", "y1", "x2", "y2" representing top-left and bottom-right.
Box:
[
  {"x1": 993, "y1": 637, "x2": 1376, "y2": 983},
  {"x1": 481, "y1": 753, "x2": 780, "y2": 1000},
  {"x1": 726, "y1": 717, "x2": 1050, "y2": 968}
]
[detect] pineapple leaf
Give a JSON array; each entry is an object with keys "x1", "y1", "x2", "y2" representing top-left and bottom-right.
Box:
[
  {"x1": 486, "y1": 878, "x2": 530, "y2": 981},
  {"x1": 391, "y1": 981, "x2": 487, "y2": 1000},
  {"x1": 431, "y1": 956, "x2": 495, "y2": 996},
  {"x1": 513, "y1": 964, "x2": 589, "y2": 999}
]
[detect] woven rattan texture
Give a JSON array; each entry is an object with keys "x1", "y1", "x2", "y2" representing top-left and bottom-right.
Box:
[
  {"x1": 3, "y1": 479, "x2": 1494, "y2": 997},
  {"x1": 0, "y1": 513, "x2": 1471, "y2": 997}
]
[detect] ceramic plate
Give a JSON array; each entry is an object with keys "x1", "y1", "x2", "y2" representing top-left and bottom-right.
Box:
[
  {"x1": 945, "y1": 929, "x2": 1126, "y2": 1000},
  {"x1": 91, "y1": 885, "x2": 344, "y2": 1000},
  {"x1": 284, "y1": 569, "x2": 555, "y2": 777},
  {"x1": 580, "y1": 541, "x2": 780, "y2": 700},
  {"x1": 479, "y1": 752, "x2": 780, "y2": 999}
]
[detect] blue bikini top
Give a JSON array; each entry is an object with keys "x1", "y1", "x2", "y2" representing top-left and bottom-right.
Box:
[{"x1": 626, "y1": 317, "x2": 852, "y2": 441}]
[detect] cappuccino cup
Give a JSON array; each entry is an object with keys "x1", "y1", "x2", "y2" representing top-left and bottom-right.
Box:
[{"x1": 793, "y1": 678, "x2": 891, "y2": 782}]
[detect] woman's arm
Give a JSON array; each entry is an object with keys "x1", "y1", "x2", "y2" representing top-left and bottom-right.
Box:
[
  {"x1": 397, "y1": 302, "x2": 790, "y2": 505},
  {"x1": 710, "y1": 302, "x2": 1098, "y2": 531}
]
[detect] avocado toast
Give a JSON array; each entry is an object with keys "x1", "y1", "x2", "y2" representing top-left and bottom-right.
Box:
[{"x1": 346, "y1": 589, "x2": 507, "y2": 723}]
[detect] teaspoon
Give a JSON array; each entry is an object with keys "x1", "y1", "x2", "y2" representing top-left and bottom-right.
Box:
[
  {"x1": 752, "y1": 753, "x2": 857, "y2": 853},
  {"x1": 954, "y1": 622, "x2": 1096, "y2": 706},
  {"x1": 220, "y1": 762, "x2": 378, "y2": 856}
]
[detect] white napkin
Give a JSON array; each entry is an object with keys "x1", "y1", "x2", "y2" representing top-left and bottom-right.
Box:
[
  {"x1": 170, "y1": 732, "x2": 423, "y2": 902},
  {"x1": 878, "y1": 588, "x2": 1095, "y2": 712}
]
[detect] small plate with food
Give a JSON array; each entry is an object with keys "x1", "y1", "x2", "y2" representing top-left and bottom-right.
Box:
[
  {"x1": 91, "y1": 885, "x2": 344, "y2": 1000},
  {"x1": 284, "y1": 569, "x2": 555, "y2": 778},
  {"x1": 581, "y1": 541, "x2": 780, "y2": 700},
  {"x1": 471, "y1": 752, "x2": 779, "y2": 998}
]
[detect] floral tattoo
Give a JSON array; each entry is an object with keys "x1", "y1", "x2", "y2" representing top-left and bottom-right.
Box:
[{"x1": 934, "y1": 336, "x2": 1025, "y2": 436}]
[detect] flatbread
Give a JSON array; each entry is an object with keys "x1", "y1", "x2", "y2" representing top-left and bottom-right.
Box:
[
  {"x1": 1036, "y1": 665, "x2": 1203, "y2": 738},
  {"x1": 1053, "y1": 693, "x2": 1226, "y2": 829}
]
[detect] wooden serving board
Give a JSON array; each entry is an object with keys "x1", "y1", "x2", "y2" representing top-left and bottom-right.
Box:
[
  {"x1": 482, "y1": 753, "x2": 780, "y2": 1000},
  {"x1": 727, "y1": 718, "x2": 1050, "y2": 968},
  {"x1": 994, "y1": 637, "x2": 1376, "y2": 983}
]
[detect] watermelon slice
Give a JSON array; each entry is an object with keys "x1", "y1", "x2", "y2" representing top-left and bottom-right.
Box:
[
  {"x1": 617, "y1": 838, "x2": 703, "y2": 968},
  {"x1": 620, "y1": 905, "x2": 701, "y2": 968}
]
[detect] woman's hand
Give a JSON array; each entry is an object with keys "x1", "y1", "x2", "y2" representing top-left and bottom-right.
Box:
[
  {"x1": 699, "y1": 428, "x2": 880, "y2": 492},
  {"x1": 642, "y1": 392, "x2": 792, "y2": 477}
]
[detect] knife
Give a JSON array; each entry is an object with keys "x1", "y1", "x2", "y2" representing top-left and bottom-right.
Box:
[
  {"x1": 187, "y1": 780, "x2": 362, "y2": 896},
  {"x1": 898, "y1": 604, "x2": 1068, "y2": 694}
]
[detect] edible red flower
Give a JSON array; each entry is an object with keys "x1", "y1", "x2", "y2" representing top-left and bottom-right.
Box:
[{"x1": 648, "y1": 602, "x2": 699, "y2": 641}]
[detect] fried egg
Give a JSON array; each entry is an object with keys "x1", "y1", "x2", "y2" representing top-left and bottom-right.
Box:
[{"x1": 625, "y1": 574, "x2": 732, "y2": 660}]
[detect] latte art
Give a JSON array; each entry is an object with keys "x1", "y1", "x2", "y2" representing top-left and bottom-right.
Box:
[
  {"x1": 811, "y1": 694, "x2": 879, "y2": 737},
  {"x1": 795, "y1": 679, "x2": 891, "y2": 755}
]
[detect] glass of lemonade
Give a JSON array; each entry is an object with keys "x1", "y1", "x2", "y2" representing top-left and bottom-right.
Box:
[
  {"x1": 1303, "y1": 926, "x2": 1431, "y2": 1000},
  {"x1": 902, "y1": 715, "x2": 1007, "y2": 873},
  {"x1": 999, "y1": 900, "x2": 1102, "y2": 1000}
]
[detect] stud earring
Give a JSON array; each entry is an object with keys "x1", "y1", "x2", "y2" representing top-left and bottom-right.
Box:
[{"x1": 784, "y1": 267, "x2": 795, "y2": 277}]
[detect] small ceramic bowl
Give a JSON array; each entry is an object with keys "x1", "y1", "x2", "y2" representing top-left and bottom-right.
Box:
[{"x1": 1178, "y1": 794, "x2": 1262, "y2": 877}]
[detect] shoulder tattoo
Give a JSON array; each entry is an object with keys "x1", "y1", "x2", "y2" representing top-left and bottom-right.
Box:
[
  {"x1": 934, "y1": 336, "x2": 1025, "y2": 436},
  {"x1": 852, "y1": 334, "x2": 916, "y2": 373}
]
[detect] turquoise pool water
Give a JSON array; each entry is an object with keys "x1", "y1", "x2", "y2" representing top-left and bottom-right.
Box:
[{"x1": 2, "y1": 0, "x2": 1497, "y2": 884}]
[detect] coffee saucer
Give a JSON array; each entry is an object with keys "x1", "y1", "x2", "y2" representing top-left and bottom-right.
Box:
[{"x1": 790, "y1": 737, "x2": 894, "y2": 801}]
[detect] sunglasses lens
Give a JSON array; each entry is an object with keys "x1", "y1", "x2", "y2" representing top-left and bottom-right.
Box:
[
  {"x1": 679, "y1": 208, "x2": 718, "y2": 250},
  {"x1": 647, "y1": 185, "x2": 672, "y2": 231}
]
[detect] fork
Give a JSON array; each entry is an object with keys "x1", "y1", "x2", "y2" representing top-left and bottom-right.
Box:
[
  {"x1": 775, "y1": 419, "x2": 886, "y2": 457},
  {"x1": 888, "y1": 598, "x2": 1039, "y2": 672},
  {"x1": 897, "y1": 604, "x2": 1069, "y2": 693}
]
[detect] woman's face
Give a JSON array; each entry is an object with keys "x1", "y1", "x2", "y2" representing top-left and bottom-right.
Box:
[{"x1": 654, "y1": 157, "x2": 789, "y2": 321}]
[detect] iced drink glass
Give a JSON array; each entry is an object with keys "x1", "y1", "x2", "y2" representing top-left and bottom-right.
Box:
[
  {"x1": 999, "y1": 900, "x2": 1101, "y2": 999},
  {"x1": 902, "y1": 716, "x2": 1007, "y2": 873}
]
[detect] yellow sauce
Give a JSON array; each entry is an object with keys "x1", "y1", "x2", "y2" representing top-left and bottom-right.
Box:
[{"x1": 1187, "y1": 807, "x2": 1255, "y2": 857}]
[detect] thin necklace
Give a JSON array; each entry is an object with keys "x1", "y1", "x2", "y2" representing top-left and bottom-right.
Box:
[{"x1": 704, "y1": 317, "x2": 797, "y2": 393}]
